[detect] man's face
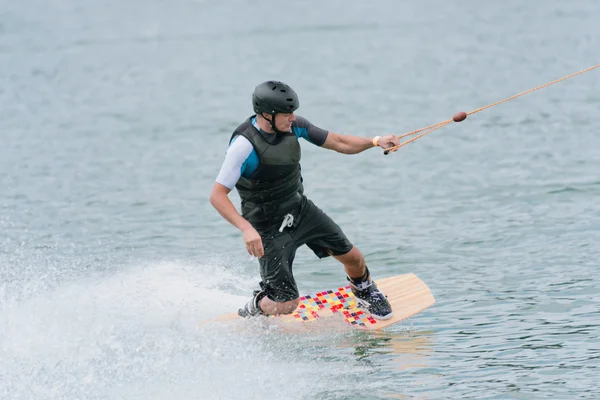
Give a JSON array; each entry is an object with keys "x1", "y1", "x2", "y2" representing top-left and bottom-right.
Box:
[{"x1": 273, "y1": 112, "x2": 296, "y2": 132}]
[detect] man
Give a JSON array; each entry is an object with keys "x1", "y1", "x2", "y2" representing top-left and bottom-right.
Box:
[{"x1": 210, "y1": 80, "x2": 400, "y2": 320}]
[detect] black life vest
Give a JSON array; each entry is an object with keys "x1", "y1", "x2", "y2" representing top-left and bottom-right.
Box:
[{"x1": 230, "y1": 117, "x2": 304, "y2": 228}]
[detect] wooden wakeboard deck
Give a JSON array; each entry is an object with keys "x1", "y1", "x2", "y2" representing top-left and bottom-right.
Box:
[{"x1": 208, "y1": 273, "x2": 435, "y2": 331}]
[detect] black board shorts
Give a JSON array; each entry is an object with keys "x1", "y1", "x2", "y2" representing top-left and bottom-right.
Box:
[{"x1": 256, "y1": 195, "x2": 354, "y2": 303}]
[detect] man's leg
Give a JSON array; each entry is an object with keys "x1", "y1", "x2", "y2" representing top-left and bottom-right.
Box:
[
  {"x1": 294, "y1": 198, "x2": 393, "y2": 320},
  {"x1": 333, "y1": 246, "x2": 367, "y2": 280},
  {"x1": 258, "y1": 296, "x2": 299, "y2": 315},
  {"x1": 238, "y1": 231, "x2": 301, "y2": 317}
]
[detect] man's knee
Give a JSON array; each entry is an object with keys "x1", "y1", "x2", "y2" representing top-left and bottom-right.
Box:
[
  {"x1": 260, "y1": 296, "x2": 300, "y2": 315},
  {"x1": 274, "y1": 298, "x2": 300, "y2": 314}
]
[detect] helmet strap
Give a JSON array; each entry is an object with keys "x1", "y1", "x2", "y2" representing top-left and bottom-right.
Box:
[{"x1": 267, "y1": 112, "x2": 288, "y2": 135}]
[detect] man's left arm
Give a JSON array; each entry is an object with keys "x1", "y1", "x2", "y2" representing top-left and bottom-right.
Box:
[
  {"x1": 321, "y1": 132, "x2": 399, "y2": 155},
  {"x1": 294, "y1": 115, "x2": 399, "y2": 154}
]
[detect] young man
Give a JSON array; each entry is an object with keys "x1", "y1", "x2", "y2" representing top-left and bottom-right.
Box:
[{"x1": 210, "y1": 81, "x2": 400, "y2": 320}]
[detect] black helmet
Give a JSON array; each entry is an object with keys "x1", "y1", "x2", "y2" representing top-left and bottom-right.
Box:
[{"x1": 252, "y1": 81, "x2": 299, "y2": 116}]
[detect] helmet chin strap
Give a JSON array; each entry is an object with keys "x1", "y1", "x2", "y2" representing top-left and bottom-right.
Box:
[{"x1": 267, "y1": 112, "x2": 288, "y2": 135}]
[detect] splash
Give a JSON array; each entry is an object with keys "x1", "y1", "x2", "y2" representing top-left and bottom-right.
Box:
[{"x1": 0, "y1": 260, "x2": 393, "y2": 400}]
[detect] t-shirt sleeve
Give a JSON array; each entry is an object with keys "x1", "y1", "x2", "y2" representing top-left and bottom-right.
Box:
[
  {"x1": 215, "y1": 136, "x2": 255, "y2": 189},
  {"x1": 292, "y1": 115, "x2": 329, "y2": 146}
]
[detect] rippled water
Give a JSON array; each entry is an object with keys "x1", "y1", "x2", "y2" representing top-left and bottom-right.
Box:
[{"x1": 2, "y1": 1, "x2": 599, "y2": 399}]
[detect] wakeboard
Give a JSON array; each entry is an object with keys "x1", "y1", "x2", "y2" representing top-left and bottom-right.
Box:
[{"x1": 206, "y1": 273, "x2": 435, "y2": 331}]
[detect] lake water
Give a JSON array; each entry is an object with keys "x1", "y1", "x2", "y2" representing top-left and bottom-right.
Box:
[{"x1": 1, "y1": 1, "x2": 599, "y2": 399}]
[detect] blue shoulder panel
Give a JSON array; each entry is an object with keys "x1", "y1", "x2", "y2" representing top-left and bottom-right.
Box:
[
  {"x1": 292, "y1": 126, "x2": 311, "y2": 143},
  {"x1": 229, "y1": 136, "x2": 259, "y2": 178}
]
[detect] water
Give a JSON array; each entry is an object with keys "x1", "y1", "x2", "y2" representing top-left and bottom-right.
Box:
[{"x1": 1, "y1": 1, "x2": 600, "y2": 398}]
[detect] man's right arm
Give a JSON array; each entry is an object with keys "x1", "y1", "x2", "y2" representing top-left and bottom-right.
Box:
[
  {"x1": 209, "y1": 136, "x2": 264, "y2": 258},
  {"x1": 209, "y1": 183, "x2": 253, "y2": 232},
  {"x1": 210, "y1": 183, "x2": 264, "y2": 258}
]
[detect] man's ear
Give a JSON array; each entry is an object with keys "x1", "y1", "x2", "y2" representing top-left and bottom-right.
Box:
[{"x1": 261, "y1": 112, "x2": 272, "y2": 121}]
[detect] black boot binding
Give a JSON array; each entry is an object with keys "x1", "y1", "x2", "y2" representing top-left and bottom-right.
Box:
[
  {"x1": 348, "y1": 268, "x2": 393, "y2": 320},
  {"x1": 238, "y1": 289, "x2": 267, "y2": 318}
]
